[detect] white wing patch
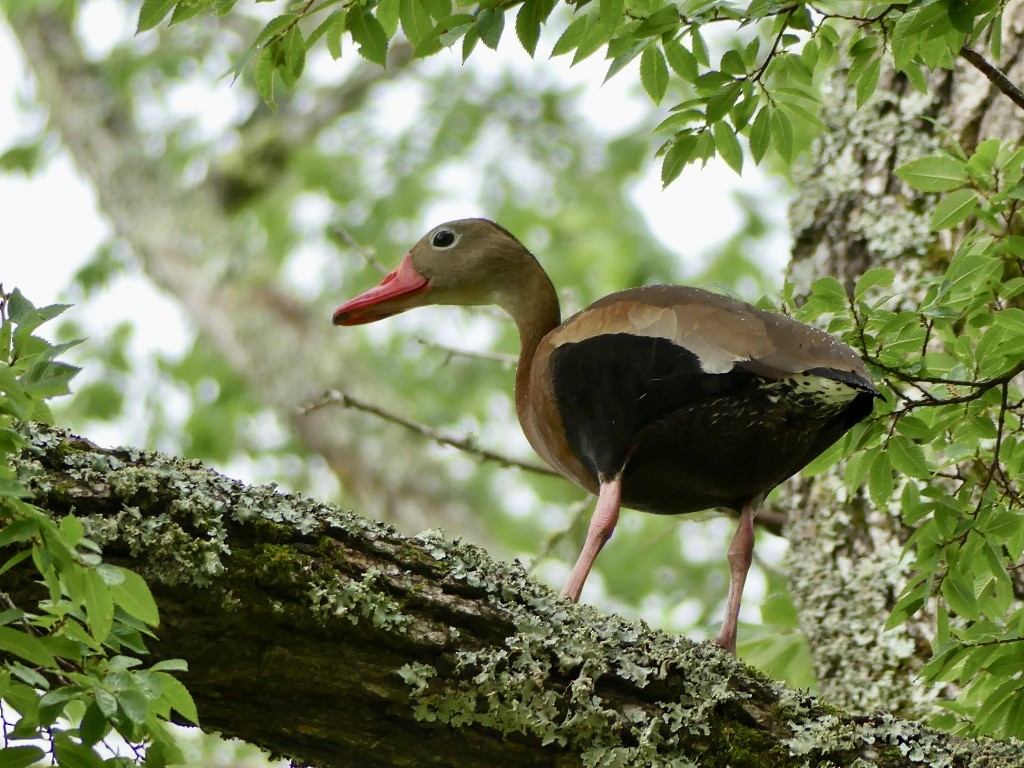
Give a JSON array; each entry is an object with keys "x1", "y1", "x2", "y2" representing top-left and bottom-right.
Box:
[{"x1": 552, "y1": 300, "x2": 776, "y2": 375}]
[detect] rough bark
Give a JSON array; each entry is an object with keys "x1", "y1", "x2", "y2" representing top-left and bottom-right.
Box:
[
  {"x1": 6, "y1": 7, "x2": 486, "y2": 539},
  {"x1": 784, "y1": 4, "x2": 1024, "y2": 719},
  {"x1": 5, "y1": 423, "x2": 1023, "y2": 768}
]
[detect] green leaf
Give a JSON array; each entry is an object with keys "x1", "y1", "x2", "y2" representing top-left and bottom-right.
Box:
[
  {"x1": 886, "y1": 572, "x2": 928, "y2": 629},
  {"x1": 598, "y1": 0, "x2": 624, "y2": 30},
  {"x1": 515, "y1": 0, "x2": 554, "y2": 56},
  {"x1": 689, "y1": 25, "x2": 709, "y2": 65},
  {"x1": 994, "y1": 308, "x2": 1024, "y2": 336},
  {"x1": 639, "y1": 46, "x2": 669, "y2": 105},
  {"x1": 947, "y1": 0, "x2": 978, "y2": 34},
  {"x1": 323, "y1": 11, "x2": 347, "y2": 59},
  {"x1": 0, "y1": 626, "x2": 56, "y2": 667},
  {"x1": 94, "y1": 687, "x2": 117, "y2": 718},
  {"x1": 705, "y1": 82, "x2": 740, "y2": 122},
  {"x1": 664, "y1": 40, "x2": 698, "y2": 81},
  {"x1": 635, "y1": 5, "x2": 680, "y2": 37},
  {"x1": 0, "y1": 518, "x2": 38, "y2": 547},
  {"x1": 854, "y1": 267, "x2": 895, "y2": 299},
  {"x1": 400, "y1": 0, "x2": 434, "y2": 45},
  {"x1": 348, "y1": 8, "x2": 389, "y2": 66},
  {"x1": 718, "y1": 49, "x2": 743, "y2": 77},
  {"x1": 809, "y1": 275, "x2": 847, "y2": 312},
  {"x1": 550, "y1": 13, "x2": 586, "y2": 57},
  {"x1": 137, "y1": 0, "x2": 178, "y2": 32},
  {"x1": 0, "y1": 747, "x2": 45, "y2": 768},
  {"x1": 78, "y1": 702, "x2": 108, "y2": 746},
  {"x1": 117, "y1": 688, "x2": 149, "y2": 724},
  {"x1": 242, "y1": 13, "x2": 296, "y2": 63},
  {"x1": 110, "y1": 568, "x2": 160, "y2": 627},
  {"x1": 149, "y1": 658, "x2": 189, "y2": 673},
  {"x1": 930, "y1": 188, "x2": 979, "y2": 230},
  {"x1": 281, "y1": 25, "x2": 306, "y2": 86},
  {"x1": 888, "y1": 436, "x2": 931, "y2": 479},
  {"x1": 749, "y1": 106, "x2": 771, "y2": 164},
  {"x1": 84, "y1": 568, "x2": 115, "y2": 643},
  {"x1": 896, "y1": 156, "x2": 969, "y2": 191},
  {"x1": 661, "y1": 134, "x2": 696, "y2": 187},
  {"x1": 53, "y1": 732, "x2": 103, "y2": 768},
  {"x1": 376, "y1": 0, "x2": 400, "y2": 37},
  {"x1": 868, "y1": 450, "x2": 894, "y2": 508},
  {"x1": 476, "y1": 7, "x2": 504, "y2": 50},
  {"x1": 155, "y1": 672, "x2": 199, "y2": 723},
  {"x1": 942, "y1": 572, "x2": 980, "y2": 621},
  {"x1": 855, "y1": 56, "x2": 881, "y2": 108},
  {"x1": 170, "y1": 0, "x2": 207, "y2": 25},
  {"x1": 255, "y1": 45, "x2": 277, "y2": 106},
  {"x1": 770, "y1": 108, "x2": 793, "y2": 162},
  {"x1": 713, "y1": 121, "x2": 743, "y2": 173}
]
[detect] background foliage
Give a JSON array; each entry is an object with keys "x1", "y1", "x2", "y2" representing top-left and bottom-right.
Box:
[
  {"x1": 0, "y1": 289, "x2": 195, "y2": 767},
  {"x1": 2, "y1": 0, "x2": 1024, "y2": 761}
]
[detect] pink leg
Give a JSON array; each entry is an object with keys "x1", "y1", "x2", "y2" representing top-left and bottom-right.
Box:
[
  {"x1": 713, "y1": 501, "x2": 756, "y2": 655},
  {"x1": 561, "y1": 477, "x2": 622, "y2": 603}
]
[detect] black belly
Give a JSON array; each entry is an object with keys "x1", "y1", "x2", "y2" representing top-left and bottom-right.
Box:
[{"x1": 549, "y1": 334, "x2": 874, "y2": 514}]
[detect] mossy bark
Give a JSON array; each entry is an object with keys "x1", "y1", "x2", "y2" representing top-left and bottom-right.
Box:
[{"x1": 5, "y1": 423, "x2": 1022, "y2": 768}]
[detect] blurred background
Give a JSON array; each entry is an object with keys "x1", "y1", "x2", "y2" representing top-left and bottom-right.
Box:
[{"x1": 2, "y1": 2, "x2": 804, "y2": 758}]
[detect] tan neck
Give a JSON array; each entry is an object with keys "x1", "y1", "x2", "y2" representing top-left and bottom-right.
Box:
[{"x1": 504, "y1": 266, "x2": 560, "y2": 418}]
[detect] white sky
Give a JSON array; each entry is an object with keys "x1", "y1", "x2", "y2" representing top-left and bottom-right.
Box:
[{"x1": 0, "y1": 3, "x2": 792, "y2": 312}]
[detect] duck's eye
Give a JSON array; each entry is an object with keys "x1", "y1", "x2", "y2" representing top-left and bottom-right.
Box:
[{"x1": 431, "y1": 230, "x2": 457, "y2": 249}]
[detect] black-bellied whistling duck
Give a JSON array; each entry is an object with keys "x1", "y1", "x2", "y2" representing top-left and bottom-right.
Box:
[{"x1": 333, "y1": 219, "x2": 879, "y2": 653}]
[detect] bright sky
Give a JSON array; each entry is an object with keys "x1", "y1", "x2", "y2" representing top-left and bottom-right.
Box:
[{"x1": 1, "y1": 2, "x2": 792, "y2": 311}]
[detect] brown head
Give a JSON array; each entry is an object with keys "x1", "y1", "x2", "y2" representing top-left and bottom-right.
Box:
[{"x1": 333, "y1": 219, "x2": 559, "y2": 330}]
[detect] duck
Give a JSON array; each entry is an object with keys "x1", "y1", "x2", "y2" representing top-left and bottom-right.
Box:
[{"x1": 333, "y1": 218, "x2": 879, "y2": 653}]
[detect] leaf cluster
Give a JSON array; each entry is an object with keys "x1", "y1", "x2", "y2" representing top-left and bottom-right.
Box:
[
  {"x1": 0, "y1": 289, "x2": 195, "y2": 767},
  {"x1": 792, "y1": 137, "x2": 1024, "y2": 741},
  {"x1": 135, "y1": 1, "x2": 1006, "y2": 181}
]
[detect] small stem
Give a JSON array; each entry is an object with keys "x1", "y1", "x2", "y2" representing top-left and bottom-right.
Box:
[{"x1": 300, "y1": 389, "x2": 558, "y2": 477}]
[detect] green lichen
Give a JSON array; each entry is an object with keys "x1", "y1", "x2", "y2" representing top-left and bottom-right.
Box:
[
  {"x1": 398, "y1": 528, "x2": 1024, "y2": 767},
  {"x1": 308, "y1": 568, "x2": 410, "y2": 630},
  {"x1": 401, "y1": 529, "x2": 781, "y2": 767}
]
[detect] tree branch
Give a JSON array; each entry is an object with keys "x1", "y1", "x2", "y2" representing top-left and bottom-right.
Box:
[
  {"x1": 960, "y1": 46, "x2": 1024, "y2": 114},
  {"x1": 7, "y1": 423, "x2": 1022, "y2": 768},
  {"x1": 301, "y1": 389, "x2": 556, "y2": 476}
]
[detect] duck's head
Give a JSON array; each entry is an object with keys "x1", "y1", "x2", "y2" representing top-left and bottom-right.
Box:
[{"x1": 333, "y1": 218, "x2": 536, "y2": 326}]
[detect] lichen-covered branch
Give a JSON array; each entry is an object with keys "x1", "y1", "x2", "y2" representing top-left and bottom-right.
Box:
[{"x1": 5, "y1": 423, "x2": 1022, "y2": 768}]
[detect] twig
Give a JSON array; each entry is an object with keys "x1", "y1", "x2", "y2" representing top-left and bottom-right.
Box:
[
  {"x1": 301, "y1": 389, "x2": 558, "y2": 476},
  {"x1": 960, "y1": 46, "x2": 1024, "y2": 114},
  {"x1": 328, "y1": 225, "x2": 389, "y2": 275},
  {"x1": 749, "y1": 6, "x2": 796, "y2": 85},
  {"x1": 413, "y1": 335, "x2": 518, "y2": 367}
]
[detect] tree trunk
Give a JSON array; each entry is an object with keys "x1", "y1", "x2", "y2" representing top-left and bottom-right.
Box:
[
  {"x1": 6, "y1": 422, "x2": 1022, "y2": 768},
  {"x1": 784, "y1": 3, "x2": 1024, "y2": 718}
]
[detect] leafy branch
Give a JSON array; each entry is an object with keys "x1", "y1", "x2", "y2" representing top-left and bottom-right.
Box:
[{"x1": 133, "y1": 0, "x2": 1012, "y2": 184}]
